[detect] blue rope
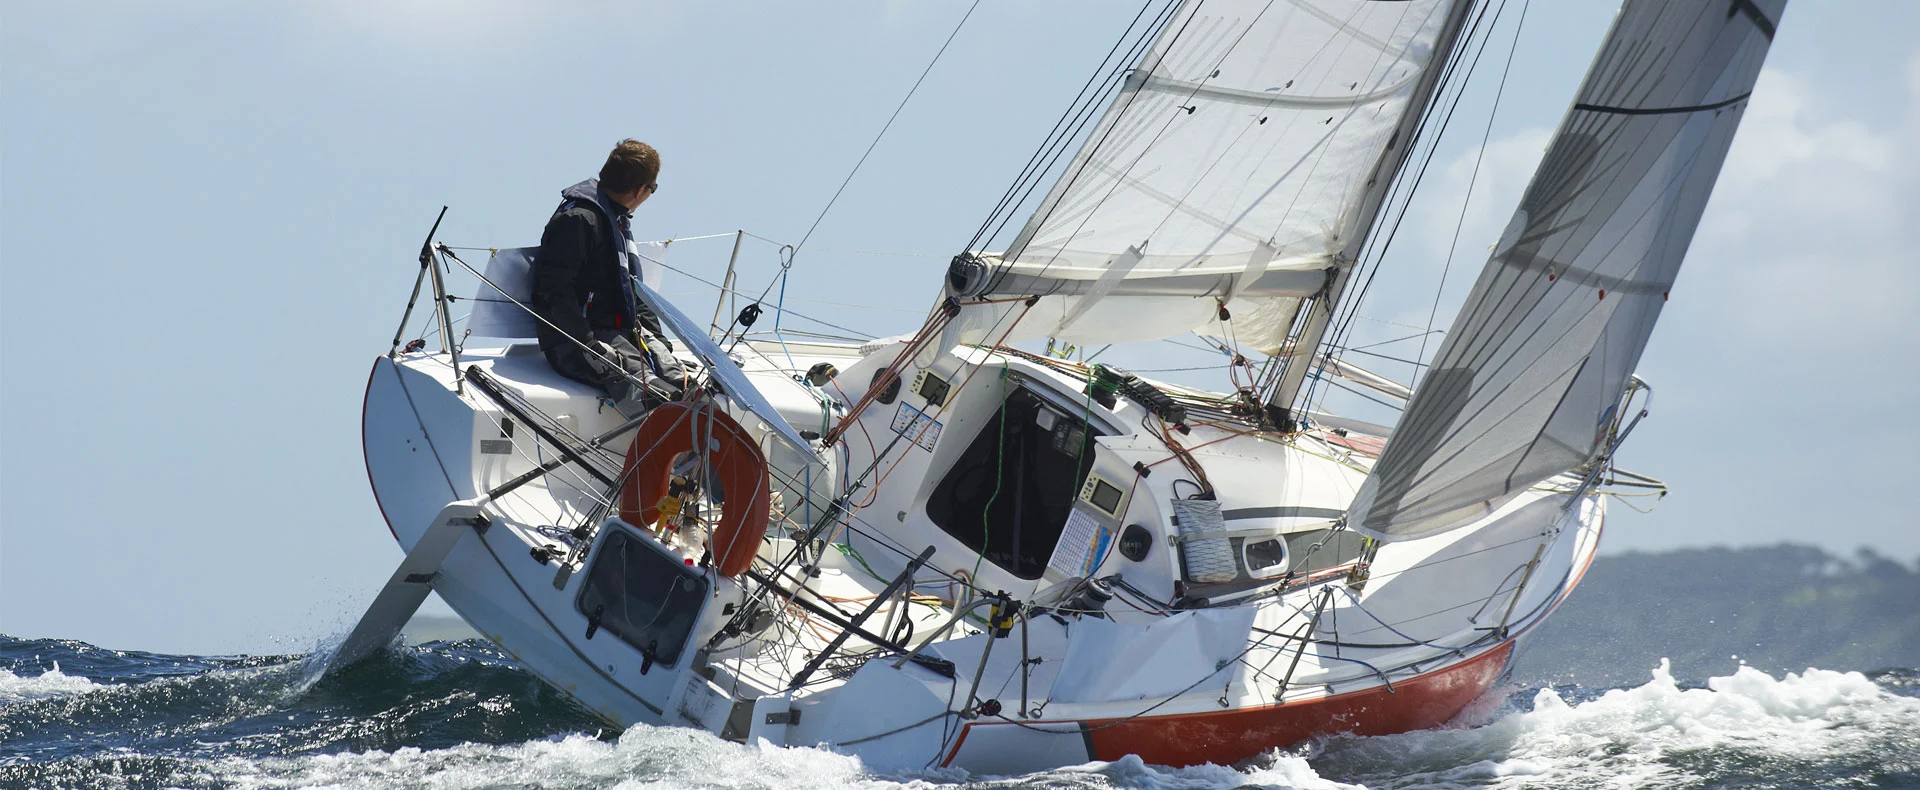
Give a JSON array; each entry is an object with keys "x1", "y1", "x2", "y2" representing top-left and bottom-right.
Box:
[{"x1": 772, "y1": 266, "x2": 799, "y2": 371}]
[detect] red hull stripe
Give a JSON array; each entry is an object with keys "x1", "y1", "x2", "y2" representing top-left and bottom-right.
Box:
[
  {"x1": 946, "y1": 640, "x2": 1516, "y2": 769},
  {"x1": 1086, "y1": 641, "x2": 1515, "y2": 766}
]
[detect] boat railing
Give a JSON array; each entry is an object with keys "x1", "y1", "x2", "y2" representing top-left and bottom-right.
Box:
[
  {"x1": 385, "y1": 212, "x2": 868, "y2": 401},
  {"x1": 388, "y1": 207, "x2": 462, "y2": 392},
  {"x1": 1565, "y1": 376, "x2": 1655, "y2": 508}
]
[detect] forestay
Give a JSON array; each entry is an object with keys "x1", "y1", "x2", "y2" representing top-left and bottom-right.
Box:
[
  {"x1": 1350, "y1": 0, "x2": 1785, "y2": 541},
  {"x1": 949, "y1": 0, "x2": 1469, "y2": 353}
]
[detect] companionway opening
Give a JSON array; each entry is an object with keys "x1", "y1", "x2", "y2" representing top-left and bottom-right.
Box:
[{"x1": 925, "y1": 387, "x2": 1102, "y2": 579}]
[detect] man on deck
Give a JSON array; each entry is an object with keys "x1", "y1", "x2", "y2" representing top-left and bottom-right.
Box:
[{"x1": 532, "y1": 139, "x2": 685, "y2": 417}]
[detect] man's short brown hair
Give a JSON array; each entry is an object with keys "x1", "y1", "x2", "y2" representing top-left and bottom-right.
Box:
[{"x1": 599, "y1": 139, "x2": 660, "y2": 194}]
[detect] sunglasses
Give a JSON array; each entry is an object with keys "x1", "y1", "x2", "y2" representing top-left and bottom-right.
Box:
[{"x1": 644, "y1": 183, "x2": 660, "y2": 194}]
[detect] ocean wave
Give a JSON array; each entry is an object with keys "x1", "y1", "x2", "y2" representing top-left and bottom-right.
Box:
[
  {"x1": 0, "y1": 664, "x2": 114, "y2": 703},
  {"x1": 3, "y1": 632, "x2": 1917, "y2": 789},
  {"x1": 1303, "y1": 658, "x2": 1920, "y2": 789},
  {"x1": 0, "y1": 636, "x2": 601, "y2": 771},
  {"x1": 5, "y1": 726, "x2": 1359, "y2": 790}
]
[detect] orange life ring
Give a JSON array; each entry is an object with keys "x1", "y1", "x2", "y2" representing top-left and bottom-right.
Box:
[{"x1": 618, "y1": 401, "x2": 770, "y2": 578}]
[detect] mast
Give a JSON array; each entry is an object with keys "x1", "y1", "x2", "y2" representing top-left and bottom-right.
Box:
[{"x1": 1266, "y1": 0, "x2": 1478, "y2": 425}]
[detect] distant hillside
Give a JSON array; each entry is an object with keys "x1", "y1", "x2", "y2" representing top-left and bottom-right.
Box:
[
  {"x1": 1511, "y1": 544, "x2": 1920, "y2": 687},
  {"x1": 402, "y1": 614, "x2": 480, "y2": 645}
]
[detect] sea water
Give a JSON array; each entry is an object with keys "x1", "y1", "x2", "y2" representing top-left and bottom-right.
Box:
[{"x1": 2, "y1": 635, "x2": 1916, "y2": 789}]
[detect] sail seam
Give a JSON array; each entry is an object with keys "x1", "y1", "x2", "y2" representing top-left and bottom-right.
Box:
[
  {"x1": 1572, "y1": 91, "x2": 1752, "y2": 117},
  {"x1": 1127, "y1": 70, "x2": 1422, "y2": 108}
]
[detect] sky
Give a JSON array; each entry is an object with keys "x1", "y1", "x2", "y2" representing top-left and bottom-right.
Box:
[{"x1": 3, "y1": 1, "x2": 1915, "y2": 655}]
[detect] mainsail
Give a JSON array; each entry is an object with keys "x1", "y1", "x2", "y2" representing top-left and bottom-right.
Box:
[
  {"x1": 948, "y1": 0, "x2": 1473, "y2": 354},
  {"x1": 1349, "y1": 0, "x2": 1785, "y2": 541}
]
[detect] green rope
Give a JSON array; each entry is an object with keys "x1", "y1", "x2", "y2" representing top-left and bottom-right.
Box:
[
  {"x1": 834, "y1": 542, "x2": 888, "y2": 584},
  {"x1": 966, "y1": 361, "x2": 1015, "y2": 594}
]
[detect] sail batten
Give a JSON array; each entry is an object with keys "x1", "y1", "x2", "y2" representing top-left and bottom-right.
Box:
[
  {"x1": 949, "y1": 0, "x2": 1473, "y2": 354},
  {"x1": 1350, "y1": 0, "x2": 1786, "y2": 541}
]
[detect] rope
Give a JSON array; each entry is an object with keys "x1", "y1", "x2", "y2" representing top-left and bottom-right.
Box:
[
  {"x1": 968, "y1": 361, "x2": 1014, "y2": 582},
  {"x1": 1416, "y1": 0, "x2": 1528, "y2": 370},
  {"x1": 832, "y1": 711, "x2": 957, "y2": 747}
]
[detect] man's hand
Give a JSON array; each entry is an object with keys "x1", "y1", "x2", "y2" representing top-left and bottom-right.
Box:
[{"x1": 585, "y1": 340, "x2": 628, "y2": 378}]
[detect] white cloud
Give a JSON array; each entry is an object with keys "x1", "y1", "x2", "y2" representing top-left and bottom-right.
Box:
[{"x1": 1691, "y1": 64, "x2": 1919, "y2": 345}]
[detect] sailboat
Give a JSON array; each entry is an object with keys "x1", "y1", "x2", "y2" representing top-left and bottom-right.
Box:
[{"x1": 347, "y1": 0, "x2": 1783, "y2": 772}]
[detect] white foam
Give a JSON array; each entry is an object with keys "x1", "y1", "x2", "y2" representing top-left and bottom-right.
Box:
[
  {"x1": 165, "y1": 660, "x2": 1920, "y2": 789},
  {"x1": 1058, "y1": 753, "x2": 1358, "y2": 790},
  {"x1": 193, "y1": 721, "x2": 1357, "y2": 790},
  {"x1": 1308, "y1": 659, "x2": 1920, "y2": 788},
  {"x1": 0, "y1": 662, "x2": 113, "y2": 703},
  {"x1": 202, "y1": 726, "x2": 935, "y2": 790}
]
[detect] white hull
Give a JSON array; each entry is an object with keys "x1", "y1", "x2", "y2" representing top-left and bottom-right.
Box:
[{"x1": 361, "y1": 340, "x2": 1603, "y2": 772}]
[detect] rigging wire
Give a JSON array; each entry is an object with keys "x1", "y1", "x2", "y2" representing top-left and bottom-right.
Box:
[
  {"x1": 919, "y1": 1, "x2": 1188, "y2": 386},
  {"x1": 992, "y1": 1, "x2": 1254, "y2": 289},
  {"x1": 792, "y1": 0, "x2": 981, "y2": 259},
  {"x1": 922, "y1": 3, "x2": 1187, "y2": 371},
  {"x1": 1324, "y1": 0, "x2": 1513, "y2": 385},
  {"x1": 1306, "y1": 0, "x2": 1514, "y2": 409},
  {"x1": 1322, "y1": 0, "x2": 1506, "y2": 362},
  {"x1": 1333, "y1": 346, "x2": 1428, "y2": 371},
  {"x1": 1417, "y1": 0, "x2": 1528, "y2": 370},
  {"x1": 1320, "y1": 6, "x2": 1495, "y2": 385},
  {"x1": 962, "y1": 0, "x2": 1171, "y2": 254},
  {"x1": 1322, "y1": 376, "x2": 1406, "y2": 412},
  {"x1": 713, "y1": 0, "x2": 981, "y2": 348}
]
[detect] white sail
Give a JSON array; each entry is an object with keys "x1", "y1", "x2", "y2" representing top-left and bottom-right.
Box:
[
  {"x1": 1350, "y1": 0, "x2": 1785, "y2": 541},
  {"x1": 949, "y1": 0, "x2": 1471, "y2": 353}
]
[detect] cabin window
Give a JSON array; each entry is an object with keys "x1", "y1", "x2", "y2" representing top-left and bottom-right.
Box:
[
  {"x1": 576, "y1": 528, "x2": 709, "y2": 666},
  {"x1": 1243, "y1": 538, "x2": 1289, "y2": 575},
  {"x1": 925, "y1": 388, "x2": 1100, "y2": 579}
]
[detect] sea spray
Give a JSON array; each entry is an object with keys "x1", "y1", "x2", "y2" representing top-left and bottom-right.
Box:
[
  {"x1": 1305, "y1": 658, "x2": 1920, "y2": 788},
  {"x1": 0, "y1": 663, "x2": 112, "y2": 704},
  {"x1": 4, "y1": 635, "x2": 1917, "y2": 789}
]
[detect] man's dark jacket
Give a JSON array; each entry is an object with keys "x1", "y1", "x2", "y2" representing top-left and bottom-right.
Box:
[{"x1": 532, "y1": 179, "x2": 667, "y2": 388}]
